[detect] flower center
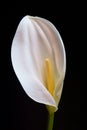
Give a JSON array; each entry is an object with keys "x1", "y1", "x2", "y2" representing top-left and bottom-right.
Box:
[{"x1": 45, "y1": 58, "x2": 54, "y2": 96}]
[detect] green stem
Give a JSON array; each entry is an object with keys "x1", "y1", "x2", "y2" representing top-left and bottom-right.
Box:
[{"x1": 47, "y1": 113, "x2": 55, "y2": 130}]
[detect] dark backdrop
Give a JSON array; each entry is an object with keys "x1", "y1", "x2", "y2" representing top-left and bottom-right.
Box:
[{"x1": 1, "y1": 2, "x2": 86, "y2": 130}]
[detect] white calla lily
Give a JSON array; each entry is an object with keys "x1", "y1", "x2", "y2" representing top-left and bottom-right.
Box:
[{"x1": 11, "y1": 15, "x2": 66, "y2": 113}]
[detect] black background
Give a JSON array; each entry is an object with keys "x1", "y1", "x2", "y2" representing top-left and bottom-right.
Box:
[{"x1": 1, "y1": 2, "x2": 86, "y2": 130}]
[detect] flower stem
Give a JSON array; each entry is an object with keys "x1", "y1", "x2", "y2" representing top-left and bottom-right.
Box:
[{"x1": 47, "y1": 113, "x2": 55, "y2": 130}]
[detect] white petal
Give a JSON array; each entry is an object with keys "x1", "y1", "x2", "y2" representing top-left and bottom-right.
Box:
[
  {"x1": 11, "y1": 15, "x2": 66, "y2": 109},
  {"x1": 11, "y1": 16, "x2": 57, "y2": 108}
]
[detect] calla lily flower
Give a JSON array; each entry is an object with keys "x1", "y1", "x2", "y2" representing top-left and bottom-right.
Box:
[{"x1": 11, "y1": 15, "x2": 66, "y2": 113}]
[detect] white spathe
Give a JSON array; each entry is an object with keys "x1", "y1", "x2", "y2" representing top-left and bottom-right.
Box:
[{"x1": 11, "y1": 15, "x2": 66, "y2": 111}]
